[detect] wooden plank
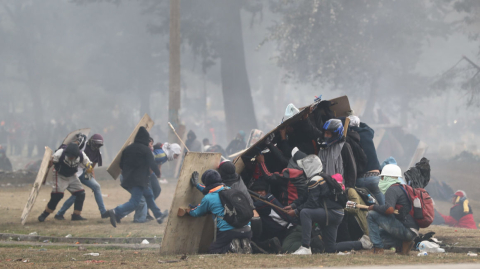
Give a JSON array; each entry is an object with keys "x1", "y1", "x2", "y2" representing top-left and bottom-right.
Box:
[
  {"x1": 329, "y1": 95, "x2": 352, "y2": 118},
  {"x1": 160, "y1": 152, "x2": 222, "y2": 255},
  {"x1": 373, "y1": 128, "x2": 386, "y2": 150},
  {"x1": 62, "y1": 128, "x2": 91, "y2": 145},
  {"x1": 106, "y1": 114, "x2": 154, "y2": 180},
  {"x1": 20, "y1": 147, "x2": 53, "y2": 225},
  {"x1": 407, "y1": 141, "x2": 428, "y2": 169}
]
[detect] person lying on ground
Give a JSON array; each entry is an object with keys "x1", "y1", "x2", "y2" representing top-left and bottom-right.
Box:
[
  {"x1": 55, "y1": 134, "x2": 109, "y2": 220},
  {"x1": 188, "y1": 170, "x2": 252, "y2": 254},
  {"x1": 106, "y1": 127, "x2": 168, "y2": 227},
  {"x1": 318, "y1": 119, "x2": 357, "y2": 188},
  {"x1": 256, "y1": 147, "x2": 308, "y2": 207},
  {"x1": 285, "y1": 155, "x2": 371, "y2": 255},
  {"x1": 249, "y1": 179, "x2": 295, "y2": 253},
  {"x1": 349, "y1": 116, "x2": 385, "y2": 205},
  {"x1": 0, "y1": 147, "x2": 12, "y2": 171},
  {"x1": 366, "y1": 164, "x2": 418, "y2": 255},
  {"x1": 38, "y1": 143, "x2": 93, "y2": 222},
  {"x1": 436, "y1": 190, "x2": 477, "y2": 229},
  {"x1": 226, "y1": 131, "x2": 247, "y2": 156}
]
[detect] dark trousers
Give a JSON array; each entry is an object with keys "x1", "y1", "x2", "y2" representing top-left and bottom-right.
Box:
[
  {"x1": 209, "y1": 229, "x2": 252, "y2": 254},
  {"x1": 300, "y1": 208, "x2": 362, "y2": 253}
]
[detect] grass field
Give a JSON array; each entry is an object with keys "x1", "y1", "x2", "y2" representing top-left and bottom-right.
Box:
[{"x1": 0, "y1": 178, "x2": 174, "y2": 238}]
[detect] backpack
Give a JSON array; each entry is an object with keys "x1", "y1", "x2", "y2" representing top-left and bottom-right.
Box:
[
  {"x1": 218, "y1": 188, "x2": 254, "y2": 228},
  {"x1": 323, "y1": 174, "x2": 348, "y2": 208},
  {"x1": 399, "y1": 184, "x2": 434, "y2": 228},
  {"x1": 352, "y1": 187, "x2": 378, "y2": 206}
]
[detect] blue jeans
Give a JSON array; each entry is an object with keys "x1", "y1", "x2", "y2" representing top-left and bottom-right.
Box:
[
  {"x1": 114, "y1": 186, "x2": 162, "y2": 220},
  {"x1": 56, "y1": 173, "x2": 106, "y2": 216},
  {"x1": 356, "y1": 175, "x2": 385, "y2": 205},
  {"x1": 120, "y1": 174, "x2": 162, "y2": 222},
  {"x1": 367, "y1": 211, "x2": 416, "y2": 249}
]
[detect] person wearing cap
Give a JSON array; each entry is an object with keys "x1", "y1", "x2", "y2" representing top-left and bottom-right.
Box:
[
  {"x1": 38, "y1": 142, "x2": 93, "y2": 222},
  {"x1": 54, "y1": 134, "x2": 108, "y2": 220},
  {"x1": 256, "y1": 147, "x2": 308, "y2": 207},
  {"x1": 188, "y1": 170, "x2": 252, "y2": 254},
  {"x1": 250, "y1": 179, "x2": 294, "y2": 253},
  {"x1": 437, "y1": 190, "x2": 477, "y2": 229},
  {"x1": 217, "y1": 161, "x2": 253, "y2": 208},
  {"x1": 285, "y1": 155, "x2": 369, "y2": 255},
  {"x1": 366, "y1": 164, "x2": 418, "y2": 255}
]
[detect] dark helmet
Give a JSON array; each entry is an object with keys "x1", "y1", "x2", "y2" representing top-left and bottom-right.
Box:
[
  {"x1": 88, "y1": 134, "x2": 104, "y2": 151},
  {"x1": 322, "y1": 119, "x2": 344, "y2": 146}
]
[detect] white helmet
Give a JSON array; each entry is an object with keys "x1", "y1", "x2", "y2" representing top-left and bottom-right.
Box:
[
  {"x1": 380, "y1": 164, "x2": 402, "y2": 178},
  {"x1": 284, "y1": 103, "x2": 300, "y2": 121}
]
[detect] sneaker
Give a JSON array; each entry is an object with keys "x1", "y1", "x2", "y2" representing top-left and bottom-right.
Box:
[
  {"x1": 107, "y1": 209, "x2": 117, "y2": 228},
  {"x1": 156, "y1": 210, "x2": 169, "y2": 224},
  {"x1": 71, "y1": 214, "x2": 87, "y2": 221},
  {"x1": 292, "y1": 246, "x2": 312, "y2": 255},
  {"x1": 241, "y1": 238, "x2": 252, "y2": 254},
  {"x1": 146, "y1": 214, "x2": 155, "y2": 221},
  {"x1": 54, "y1": 215, "x2": 65, "y2": 220},
  {"x1": 359, "y1": 235, "x2": 373, "y2": 250},
  {"x1": 230, "y1": 238, "x2": 242, "y2": 254},
  {"x1": 101, "y1": 211, "x2": 109, "y2": 219},
  {"x1": 38, "y1": 211, "x2": 50, "y2": 222}
]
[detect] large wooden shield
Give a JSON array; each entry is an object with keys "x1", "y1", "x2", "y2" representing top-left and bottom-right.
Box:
[
  {"x1": 20, "y1": 147, "x2": 53, "y2": 225},
  {"x1": 62, "y1": 128, "x2": 91, "y2": 146},
  {"x1": 106, "y1": 114, "x2": 154, "y2": 180},
  {"x1": 160, "y1": 152, "x2": 222, "y2": 255}
]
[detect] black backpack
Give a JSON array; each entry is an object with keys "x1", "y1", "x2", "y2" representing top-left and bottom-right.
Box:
[
  {"x1": 352, "y1": 187, "x2": 378, "y2": 206},
  {"x1": 218, "y1": 188, "x2": 253, "y2": 228},
  {"x1": 323, "y1": 174, "x2": 348, "y2": 208}
]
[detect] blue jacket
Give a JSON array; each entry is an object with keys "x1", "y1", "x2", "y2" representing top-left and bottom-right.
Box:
[{"x1": 189, "y1": 185, "x2": 235, "y2": 232}]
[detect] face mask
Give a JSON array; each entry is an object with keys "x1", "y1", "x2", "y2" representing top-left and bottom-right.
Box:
[{"x1": 378, "y1": 176, "x2": 401, "y2": 194}]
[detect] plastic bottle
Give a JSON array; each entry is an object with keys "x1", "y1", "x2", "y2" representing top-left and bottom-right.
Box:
[
  {"x1": 367, "y1": 194, "x2": 376, "y2": 204},
  {"x1": 417, "y1": 241, "x2": 445, "y2": 253}
]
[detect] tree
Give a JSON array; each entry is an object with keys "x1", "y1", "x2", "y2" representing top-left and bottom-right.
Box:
[
  {"x1": 74, "y1": 0, "x2": 260, "y2": 139},
  {"x1": 264, "y1": 0, "x2": 449, "y2": 122}
]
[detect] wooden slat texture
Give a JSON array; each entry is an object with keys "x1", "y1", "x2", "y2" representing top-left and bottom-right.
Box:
[
  {"x1": 106, "y1": 114, "x2": 154, "y2": 180},
  {"x1": 21, "y1": 147, "x2": 53, "y2": 225},
  {"x1": 160, "y1": 152, "x2": 222, "y2": 255}
]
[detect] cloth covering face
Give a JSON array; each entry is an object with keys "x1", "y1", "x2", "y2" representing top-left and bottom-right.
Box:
[{"x1": 378, "y1": 176, "x2": 402, "y2": 194}]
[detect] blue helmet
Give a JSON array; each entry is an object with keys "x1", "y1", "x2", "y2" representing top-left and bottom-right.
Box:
[{"x1": 322, "y1": 119, "x2": 344, "y2": 146}]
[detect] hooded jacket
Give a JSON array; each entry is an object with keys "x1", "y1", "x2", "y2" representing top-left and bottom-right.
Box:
[
  {"x1": 439, "y1": 198, "x2": 477, "y2": 229},
  {"x1": 351, "y1": 122, "x2": 380, "y2": 173},
  {"x1": 186, "y1": 130, "x2": 203, "y2": 152},
  {"x1": 346, "y1": 130, "x2": 367, "y2": 177},
  {"x1": 258, "y1": 152, "x2": 308, "y2": 207},
  {"x1": 293, "y1": 155, "x2": 344, "y2": 213},
  {"x1": 120, "y1": 127, "x2": 160, "y2": 189},
  {"x1": 218, "y1": 162, "x2": 254, "y2": 209}
]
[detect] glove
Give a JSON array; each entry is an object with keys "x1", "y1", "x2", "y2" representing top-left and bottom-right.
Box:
[
  {"x1": 85, "y1": 163, "x2": 94, "y2": 175},
  {"x1": 190, "y1": 171, "x2": 199, "y2": 187},
  {"x1": 265, "y1": 133, "x2": 275, "y2": 145}
]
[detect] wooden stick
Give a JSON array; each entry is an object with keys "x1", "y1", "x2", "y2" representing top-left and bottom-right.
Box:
[
  {"x1": 168, "y1": 122, "x2": 190, "y2": 152},
  {"x1": 343, "y1": 117, "x2": 350, "y2": 138},
  {"x1": 249, "y1": 194, "x2": 289, "y2": 214}
]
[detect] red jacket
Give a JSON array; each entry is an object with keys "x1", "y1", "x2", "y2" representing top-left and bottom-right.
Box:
[{"x1": 440, "y1": 204, "x2": 477, "y2": 229}]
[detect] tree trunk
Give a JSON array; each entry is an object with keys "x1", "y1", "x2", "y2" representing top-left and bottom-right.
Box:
[{"x1": 216, "y1": 1, "x2": 257, "y2": 140}]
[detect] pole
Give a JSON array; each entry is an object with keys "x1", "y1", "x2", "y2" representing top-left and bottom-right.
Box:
[
  {"x1": 248, "y1": 190, "x2": 289, "y2": 214},
  {"x1": 168, "y1": 122, "x2": 189, "y2": 152},
  {"x1": 168, "y1": 0, "x2": 181, "y2": 144}
]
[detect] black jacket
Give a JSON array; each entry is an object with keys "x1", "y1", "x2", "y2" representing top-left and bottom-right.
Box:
[
  {"x1": 120, "y1": 127, "x2": 160, "y2": 189},
  {"x1": 294, "y1": 173, "x2": 344, "y2": 214},
  {"x1": 346, "y1": 131, "x2": 368, "y2": 177},
  {"x1": 351, "y1": 123, "x2": 380, "y2": 172},
  {"x1": 372, "y1": 184, "x2": 419, "y2": 230},
  {"x1": 341, "y1": 141, "x2": 357, "y2": 188}
]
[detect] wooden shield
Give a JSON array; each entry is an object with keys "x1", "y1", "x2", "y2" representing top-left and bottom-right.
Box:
[
  {"x1": 160, "y1": 152, "x2": 222, "y2": 255},
  {"x1": 106, "y1": 114, "x2": 154, "y2": 180},
  {"x1": 62, "y1": 128, "x2": 91, "y2": 145},
  {"x1": 20, "y1": 147, "x2": 53, "y2": 225}
]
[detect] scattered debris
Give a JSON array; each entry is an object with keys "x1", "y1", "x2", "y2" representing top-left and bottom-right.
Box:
[
  {"x1": 14, "y1": 258, "x2": 23, "y2": 262},
  {"x1": 83, "y1": 253, "x2": 100, "y2": 257},
  {"x1": 467, "y1": 252, "x2": 478, "y2": 257},
  {"x1": 337, "y1": 252, "x2": 351, "y2": 255},
  {"x1": 158, "y1": 254, "x2": 188, "y2": 264},
  {"x1": 42, "y1": 240, "x2": 49, "y2": 243},
  {"x1": 78, "y1": 246, "x2": 87, "y2": 251},
  {"x1": 418, "y1": 252, "x2": 428, "y2": 256},
  {"x1": 71, "y1": 258, "x2": 76, "y2": 261},
  {"x1": 22, "y1": 259, "x2": 29, "y2": 263},
  {"x1": 141, "y1": 239, "x2": 149, "y2": 245},
  {"x1": 28, "y1": 232, "x2": 37, "y2": 236},
  {"x1": 65, "y1": 234, "x2": 72, "y2": 238}
]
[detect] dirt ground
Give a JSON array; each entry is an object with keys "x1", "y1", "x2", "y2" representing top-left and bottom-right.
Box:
[{"x1": 0, "y1": 177, "x2": 175, "y2": 238}]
